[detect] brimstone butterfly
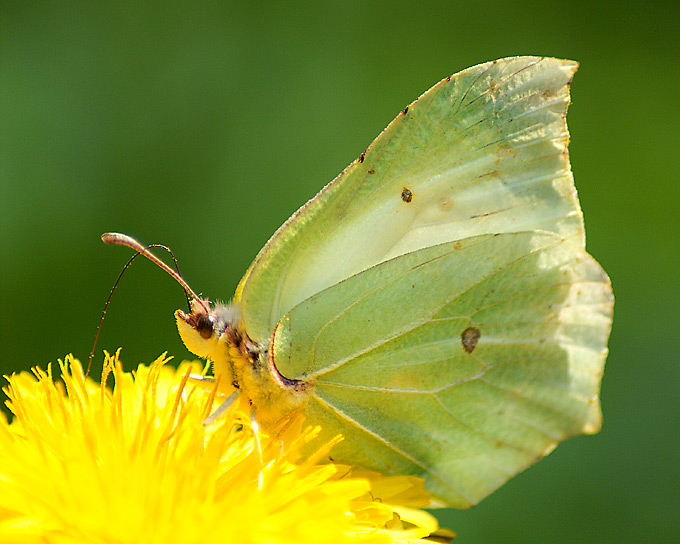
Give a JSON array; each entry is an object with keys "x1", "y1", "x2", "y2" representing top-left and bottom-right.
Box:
[{"x1": 106, "y1": 56, "x2": 613, "y2": 508}]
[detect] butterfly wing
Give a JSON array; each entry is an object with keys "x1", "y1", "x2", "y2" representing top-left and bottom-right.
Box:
[
  {"x1": 270, "y1": 231, "x2": 613, "y2": 507},
  {"x1": 235, "y1": 57, "x2": 582, "y2": 343}
]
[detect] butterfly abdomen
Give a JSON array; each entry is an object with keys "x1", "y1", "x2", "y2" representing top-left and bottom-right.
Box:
[{"x1": 232, "y1": 341, "x2": 309, "y2": 426}]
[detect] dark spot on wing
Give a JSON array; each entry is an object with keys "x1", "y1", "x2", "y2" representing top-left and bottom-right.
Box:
[
  {"x1": 401, "y1": 187, "x2": 413, "y2": 203},
  {"x1": 359, "y1": 152, "x2": 365, "y2": 163},
  {"x1": 461, "y1": 327, "x2": 481, "y2": 354},
  {"x1": 368, "y1": 168, "x2": 375, "y2": 175},
  {"x1": 402, "y1": 106, "x2": 409, "y2": 115}
]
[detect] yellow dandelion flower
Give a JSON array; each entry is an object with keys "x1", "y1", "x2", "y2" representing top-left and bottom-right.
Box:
[{"x1": 0, "y1": 351, "x2": 450, "y2": 544}]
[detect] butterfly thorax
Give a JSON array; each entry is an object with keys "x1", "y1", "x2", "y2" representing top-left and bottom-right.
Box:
[{"x1": 175, "y1": 298, "x2": 309, "y2": 426}]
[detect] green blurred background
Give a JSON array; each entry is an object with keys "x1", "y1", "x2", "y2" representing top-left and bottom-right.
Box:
[{"x1": 1, "y1": 1, "x2": 678, "y2": 542}]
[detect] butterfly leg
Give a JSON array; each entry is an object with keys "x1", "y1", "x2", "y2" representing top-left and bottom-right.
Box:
[
  {"x1": 249, "y1": 411, "x2": 266, "y2": 489},
  {"x1": 203, "y1": 390, "x2": 238, "y2": 426},
  {"x1": 189, "y1": 373, "x2": 215, "y2": 382}
]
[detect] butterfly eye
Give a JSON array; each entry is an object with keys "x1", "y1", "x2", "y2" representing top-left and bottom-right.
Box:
[{"x1": 196, "y1": 314, "x2": 214, "y2": 339}]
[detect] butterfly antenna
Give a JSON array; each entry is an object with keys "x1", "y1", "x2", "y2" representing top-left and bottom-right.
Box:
[{"x1": 88, "y1": 233, "x2": 207, "y2": 376}]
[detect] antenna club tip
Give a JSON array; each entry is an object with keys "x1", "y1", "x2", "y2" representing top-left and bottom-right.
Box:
[{"x1": 102, "y1": 232, "x2": 138, "y2": 248}]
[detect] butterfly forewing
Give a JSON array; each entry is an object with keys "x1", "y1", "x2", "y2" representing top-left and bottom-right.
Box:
[{"x1": 236, "y1": 57, "x2": 583, "y2": 343}]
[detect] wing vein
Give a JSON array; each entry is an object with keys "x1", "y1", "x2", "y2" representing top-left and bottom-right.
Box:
[{"x1": 311, "y1": 393, "x2": 475, "y2": 504}]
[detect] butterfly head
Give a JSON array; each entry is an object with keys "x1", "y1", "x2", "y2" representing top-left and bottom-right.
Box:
[{"x1": 175, "y1": 298, "x2": 241, "y2": 362}]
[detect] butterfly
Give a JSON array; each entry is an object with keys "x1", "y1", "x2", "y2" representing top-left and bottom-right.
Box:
[{"x1": 106, "y1": 56, "x2": 613, "y2": 508}]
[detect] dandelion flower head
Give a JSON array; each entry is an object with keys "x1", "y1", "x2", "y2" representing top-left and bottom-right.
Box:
[{"x1": 0, "y1": 351, "x2": 449, "y2": 544}]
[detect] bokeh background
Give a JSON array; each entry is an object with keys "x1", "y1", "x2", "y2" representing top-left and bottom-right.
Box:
[{"x1": 2, "y1": 2, "x2": 678, "y2": 542}]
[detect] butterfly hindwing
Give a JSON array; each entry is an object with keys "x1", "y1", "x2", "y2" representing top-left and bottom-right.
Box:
[{"x1": 271, "y1": 231, "x2": 613, "y2": 507}]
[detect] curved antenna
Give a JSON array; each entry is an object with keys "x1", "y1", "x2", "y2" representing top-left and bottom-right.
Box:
[
  {"x1": 88, "y1": 233, "x2": 208, "y2": 375},
  {"x1": 102, "y1": 233, "x2": 205, "y2": 304}
]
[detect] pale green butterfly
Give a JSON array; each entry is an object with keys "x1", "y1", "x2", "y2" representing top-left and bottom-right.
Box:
[{"x1": 105, "y1": 56, "x2": 613, "y2": 508}]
